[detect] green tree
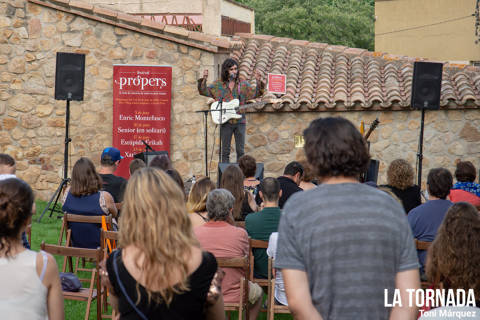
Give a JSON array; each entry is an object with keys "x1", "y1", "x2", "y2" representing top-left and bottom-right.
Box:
[{"x1": 236, "y1": 0, "x2": 374, "y2": 50}]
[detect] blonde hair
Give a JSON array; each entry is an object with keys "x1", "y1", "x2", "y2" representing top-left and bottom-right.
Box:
[
  {"x1": 387, "y1": 159, "x2": 415, "y2": 190},
  {"x1": 119, "y1": 167, "x2": 198, "y2": 304},
  {"x1": 186, "y1": 177, "x2": 215, "y2": 213}
]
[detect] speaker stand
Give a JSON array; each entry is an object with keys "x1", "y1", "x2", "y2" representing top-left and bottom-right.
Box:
[
  {"x1": 416, "y1": 108, "x2": 426, "y2": 188},
  {"x1": 38, "y1": 98, "x2": 72, "y2": 222}
]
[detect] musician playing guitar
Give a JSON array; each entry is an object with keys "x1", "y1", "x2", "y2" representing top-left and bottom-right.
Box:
[{"x1": 198, "y1": 58, "x2": 265, "y2": 163}]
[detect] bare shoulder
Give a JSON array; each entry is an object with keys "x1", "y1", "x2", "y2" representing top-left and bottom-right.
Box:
[{"x1": 36, "y1": 251, "x2": 60, "y2": 286}]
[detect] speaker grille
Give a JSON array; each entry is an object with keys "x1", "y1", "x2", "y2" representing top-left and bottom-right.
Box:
[
  {"x1": 55, "y1": 52, "x2": 85, "y2": 101},
  {"x1": 411, "y1": 62, "x2": 443, "y2": 110}
]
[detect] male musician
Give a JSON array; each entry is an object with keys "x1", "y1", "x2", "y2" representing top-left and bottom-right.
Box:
[{"x1": 198, "y1": 58, "x2": 265, "y2": 163}]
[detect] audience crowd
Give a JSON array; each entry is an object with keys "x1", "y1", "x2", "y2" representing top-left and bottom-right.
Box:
[{"x1": 1, "y1": 116, "x2": 480, "y2": 319}]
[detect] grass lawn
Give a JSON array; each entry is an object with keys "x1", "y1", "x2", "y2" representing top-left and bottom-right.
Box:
[{"x1": 31, "y1": 200, "x2": 293, "y2": 320}]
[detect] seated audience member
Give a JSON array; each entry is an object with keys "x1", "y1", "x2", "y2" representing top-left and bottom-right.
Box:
[
  {"x1": 277, "y1": 161, "x2": 303, "y2": 209},
  {"x1": 0, "y1": 178, "x2": 64, "y2": 319},
  {"x1": 195, "y1": 189, "x2": 263, "y2": 320},
  {"x1": 408, "y1": 168, "x2": 453, "y2": 276},
  {"x1": 245, "y1": 177, "x2": 282, "y2": 279},
  {"x1": 276, "y1": 117, "x2": 419, "y2": 319},
  {"x1": 425, "y1": 202, "x2": 480, "y2": 312},
  {"x1": 105, "y1": 168, "x2": 224, "y2": 319},
  {"x1": 267, "y1": 232, "x2": 288, "y2": 306},
  {"x1": 128, "y1": 158, "x2": 145, "y2": 176},
  {"x1": 380, "y1": 159, "x2": 422, "y2": 214},
  {"x1": 166, "y1": 169, "x2": 186, "y2": 200},
  {"x1": 62, "y1": 157, "x2": 117, "y2": 249},
  {"x1": 239, "y1": 155, "x2": 260, "y2": 195},
  {"x1": 0, "y1": 153, "x2": 29, "y2": 249},
  {"x1": 98, "y1": 147, "x2": 127, "y2": 209},
  {"x1": 0, "y1": 153, "x2": 16, "y2": 180},
  {"x1": 449, "y1": 160, "x2": 480, "y2": 207},
  {"x1": 148, "y1": 154, "x2": 172, "y2": 171},
  {"x1": 298, "y1": 160, "x2": 316, "y2": 190},
  {"x1": 187, "y1": 177, "x2": 216, "y2": 228},
  {"x1": 220, "y1": 165, "x2": 257, "y2": 221}
]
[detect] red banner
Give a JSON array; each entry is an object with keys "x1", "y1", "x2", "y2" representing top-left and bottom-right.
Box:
[
  {"x1": 267, "y1": 73, "x2": 286, "y2": 94},
  {"x1": 112, "y1": 65, "x2": 172, "y2": 179}
]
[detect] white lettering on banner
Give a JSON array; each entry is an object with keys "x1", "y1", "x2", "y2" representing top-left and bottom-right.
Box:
[
  {"x1": 119, "y1": 114, "x2": 134, "y2": 120},
  {"x1": 134, "y1": 115, "x2": 166, "y2": 121},
  {"x1": 115, "y1": 75, "x2": 168, "y2": 90},
  {"x1": 117, "y1": 127, "x2": 135, "y2": 133},
  {"x1": 120, "y1": 139, "x2": 164, "y2": 146}
]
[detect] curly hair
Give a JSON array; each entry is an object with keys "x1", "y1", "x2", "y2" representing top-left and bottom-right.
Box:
[
  {"x1": 220, "y1": 58, "x2": 239, "y2": 83},
  {"x1": 186, "y1": 177, "x2": 216, "y2": 213},
  {"x1": 455, "y1": 161, "x2": 477, "y2": 183},
  {"x1": 70, "y1": 157, "x2": 102, "y2": 197},
  {"x1": 220, "y1": 164, "x2": 245, "y2": 220},
  {"x1": 427, "y1": 168, "x2": 453, "y2": 199},
  {"x1": 386, "y1": 159, "x2": 415, "y2": 190},
  {"x1": 0, "y1": 178, "x2": 34, "y2": 257},
  {"x1": 120, "y1": 167, "x2": 198, "y2": 305},
  {"x1": 238, "y1": 155, "x2": 256, "y2": 178},
  {"x1": 304, "y1": 117, "x2": 369, "y2": 179},
  {"x1": 426, "y1": 202, "x2": 480, "y2": 297}
]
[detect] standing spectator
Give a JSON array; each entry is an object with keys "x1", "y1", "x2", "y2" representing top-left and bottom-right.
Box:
[
  {"x1": 128, "y1": 158, "x2": 145, "y2": 176},
  {"x1": 187, "y1": 177, "x2": 216, "y2": 228},
  {"x1": 277, "y1": 161, "x2": 303, "y2": 209},
  {"x1": 245, "y1": 177, "x2": 282, "y2": 279},
  {"x1": 98, "y1": 147, "x2": 127, "y2": 209},
  {"x1": 195, "y1": 189, "x2": 263, "y2": 320},
  {"x1": 380, "y1": 159, "x2": 422, "y2": 213},
  {"x1": 449, "y1": 160, "x2": 480, "y2": 207},
  {"x1": 239, "y1": 155, "x2": 260, "y2": 196},
  {"x1": 276, "y1": 117, "x2": 419, "y2": 319},
  {"x1": 408, "y1": 168, "x2": 453, "y2": 276},
  {"x1": 0, "y1": 178, "x2": 64, "y2": 320},
  {"x1": 220, "y1": 165, "x2": 257, "y2": 221},
  {"x1": 105, "y1": 168, "x2": 224, "y2": 319},
  {"x1": 62, "y1": 157, "x2": 117, "y2": 249}
]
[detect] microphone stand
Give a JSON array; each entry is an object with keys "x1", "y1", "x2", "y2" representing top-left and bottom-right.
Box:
[
  {"x1": 141, "y1": 139, "x2": 155, "y2": 153},
  {"x1": 195, "y1": 109, "x2": 210, "y2": 177},
  {"x1": 217, "y1": 98, "x2": 223, "y2": 164}
]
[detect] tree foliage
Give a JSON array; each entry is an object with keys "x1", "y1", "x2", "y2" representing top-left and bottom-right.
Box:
[{"x1": 236, "y1": 0, "x2": 374, "y2": 50}]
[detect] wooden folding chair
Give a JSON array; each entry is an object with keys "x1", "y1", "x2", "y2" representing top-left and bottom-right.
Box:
[
  {"x1": 41, "y1": 242, "x2": 102, "y2": 320},
  {"x1": 248, "y1": 239, "x2": 269, "y2": 288},
  {"x1": 100, "y1": 229, "x2": 119, "y2": 319},
  {"x1": 217, "y1": 256, "x2": 249, "y2": 320},
  {"x1": 415, "y1": 238, "x2": 432, "y2": 289},
  {"x1": 236, "y1": 221, "x2": 246, "y2": 229},
  {"x1": 267, "y1": 257, "x2": 290, "y2": 320},
  {"x1": 58, "y1": 213, "x2": 112, "y2": 246}
]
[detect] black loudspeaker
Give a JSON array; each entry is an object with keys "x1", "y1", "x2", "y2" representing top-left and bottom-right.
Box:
[
  {"x1": 55, "y1": 52, "x2": 85, "y2": 101},
  {"x1": 365, "y1": 159, "x2": 379, "y2": 184},
  {"x1": 218, "y1": 162, "x2": 264, "y2": 186},
  {"x1": 411, "y1": 62, "x2": 443, "y2": 110}
]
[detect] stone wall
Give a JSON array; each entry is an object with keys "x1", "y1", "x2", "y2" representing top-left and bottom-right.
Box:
[
  {"x1": 0, "y1": 0, "x2": 216, "y2": 199},
  {"x1": 1, "y1": 0, "x2": 479, "y2": 201}
]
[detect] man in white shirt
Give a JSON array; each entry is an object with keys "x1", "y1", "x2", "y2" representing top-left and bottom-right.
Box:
[{"x1": 266, "y1": 232, "x2": 288, "y2": 306}]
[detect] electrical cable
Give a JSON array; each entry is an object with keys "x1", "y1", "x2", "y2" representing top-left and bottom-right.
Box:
[{"x1": 375, "y1": 14, "x2": 474, "y2": 36}]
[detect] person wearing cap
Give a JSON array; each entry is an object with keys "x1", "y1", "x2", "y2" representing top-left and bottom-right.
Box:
[{"x1": 98, "y1": 147, "x2": 127, "y2": 210}]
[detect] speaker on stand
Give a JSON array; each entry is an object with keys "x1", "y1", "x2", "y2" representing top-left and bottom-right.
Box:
[
  {"x1": 38, "y1": 52, "x2": 85, "y2": 222},
  {"x1": 411, "y1": 61, "x2": 443, "y2": 188}
]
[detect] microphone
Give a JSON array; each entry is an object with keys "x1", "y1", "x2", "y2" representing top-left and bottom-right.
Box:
[{"x1": 141, "y1": 140, "x2": 155, "y2": 152}]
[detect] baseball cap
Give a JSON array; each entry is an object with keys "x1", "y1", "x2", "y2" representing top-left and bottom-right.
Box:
[{"x1": 101, "y1": 147, "x2": 124, "y2": 162}]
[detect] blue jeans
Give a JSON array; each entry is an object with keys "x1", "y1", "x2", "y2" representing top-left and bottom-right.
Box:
[{"x1": 220, "y1": 122, "x2": 245, "y2": 163}]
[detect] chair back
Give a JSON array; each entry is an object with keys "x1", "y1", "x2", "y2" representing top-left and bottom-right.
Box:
[
  {"x1": 415, "y1": 239, "x2": 431, "y2": 251},
  {"x1": 100, "y1": 230, "x2": 119, "y2": 260},
  {"x1": 267, "y1": 257, "x2": 290, "y2": 320},
  {"x1": 58, "y1": 213, "x2": 112, "y2": 246},
  {"x1": 248, "y1": 238, "x2": 269, "y2": 286},
  {"x1": 216, "y1": 256, "x2": 249, "y2": 320}
]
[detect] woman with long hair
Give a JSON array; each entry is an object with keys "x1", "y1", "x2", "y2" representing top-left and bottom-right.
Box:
[
  {"x1": 426, "y1": 202, "x2": 480, "y2": 297},
  {"x1": 62, "y1": 157, "x2": 117, "y2": 248},
  {"x1": 220, "y1": 164, "x2": 257, "y2": 221},
  {"x1": 104, "y1": 168, "x2": 224, "y2": 319},
  {"x1": 380, "y1": 159, "x2": 421, "y2": 213},
  {"x1": 0, "y1": 178, "x2": 64, "y2": 319},
  {"x1": 186, "y1": 177, "x2": 216, "y2": 227}
]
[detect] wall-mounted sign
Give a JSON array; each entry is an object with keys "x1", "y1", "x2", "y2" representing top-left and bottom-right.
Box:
[
  {"x1": 112, "y1": 65, "x2": 172, "y2": 178},
  {"x1": 267, "y1": 73, "x2": 286, "y2": 95}
]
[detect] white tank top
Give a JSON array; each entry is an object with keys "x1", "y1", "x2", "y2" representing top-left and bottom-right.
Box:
[{"x1": 0, "y1": 250, "x2": 48, "y2": 320}]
